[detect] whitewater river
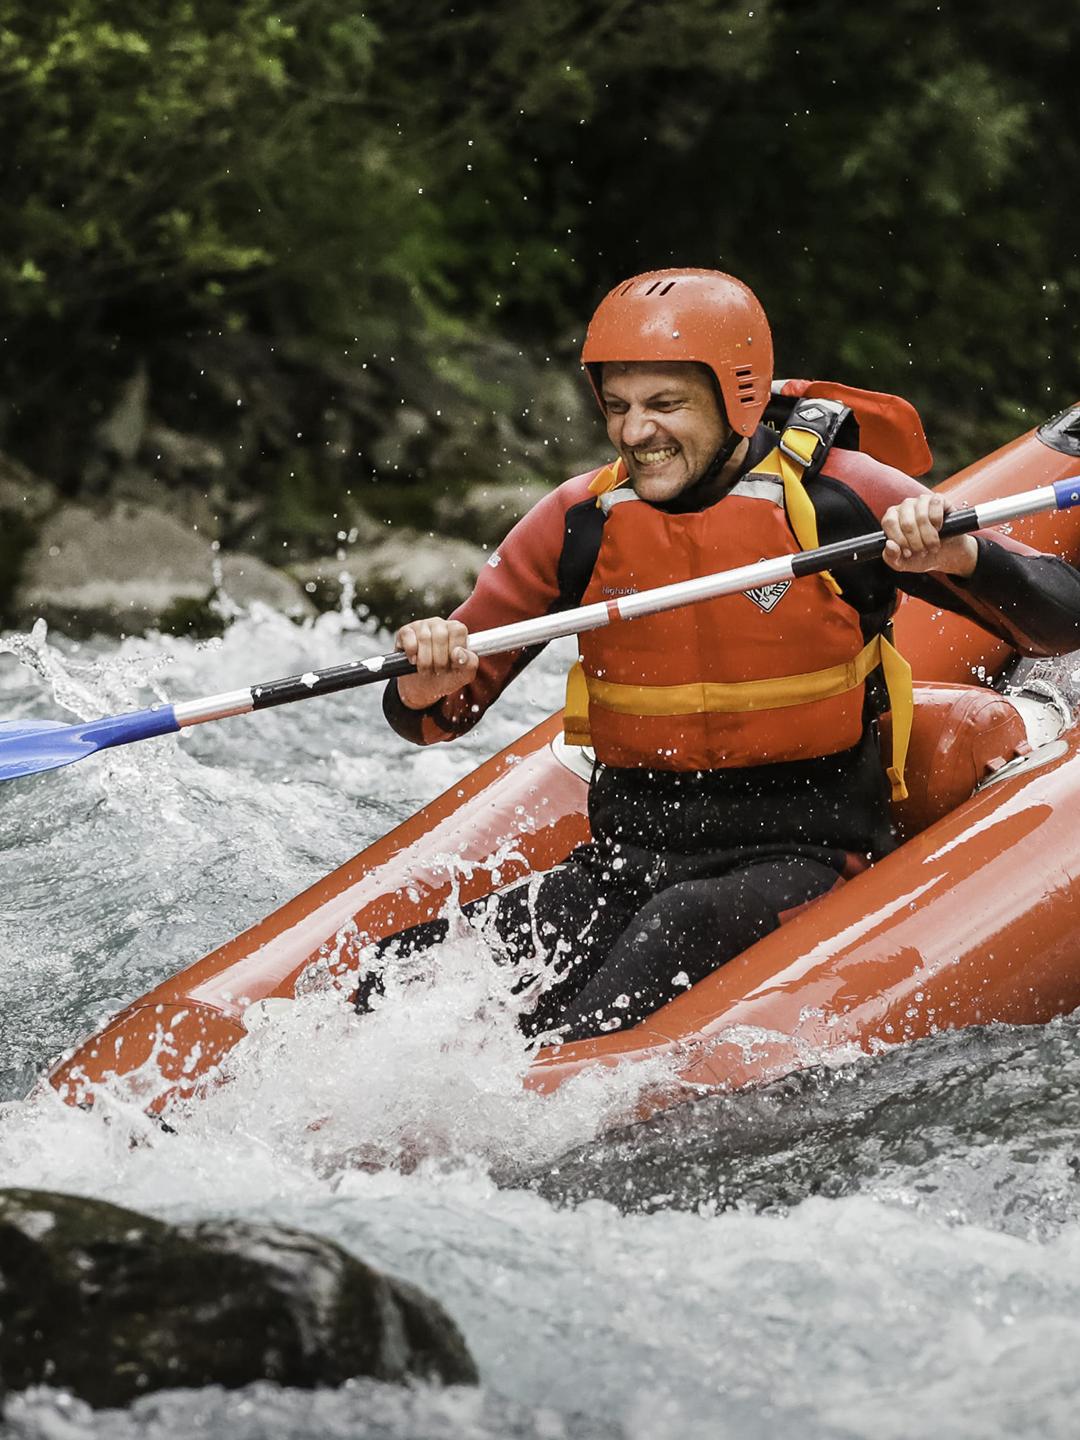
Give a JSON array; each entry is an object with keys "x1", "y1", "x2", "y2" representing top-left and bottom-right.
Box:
[{"x1": 4, "y1": 600, "x2": 1080, "y2": 1439}]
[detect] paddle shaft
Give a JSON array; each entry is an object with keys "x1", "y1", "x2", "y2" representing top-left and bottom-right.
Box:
[
  {"x1": 178, "y1": 479, "x2": 1080, "y2": 726},
  {"x1": 1, "y1": 478, "x2": 1077, "y2": 784}
]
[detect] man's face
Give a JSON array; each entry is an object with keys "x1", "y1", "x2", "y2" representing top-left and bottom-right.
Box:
[{"x1": 601, "y1": 361, "x2": 730, "y2": 502}]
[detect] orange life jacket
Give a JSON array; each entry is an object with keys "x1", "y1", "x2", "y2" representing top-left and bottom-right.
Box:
[{"x1": 563, "y1": 400, "x2": 913, "y2": 797}]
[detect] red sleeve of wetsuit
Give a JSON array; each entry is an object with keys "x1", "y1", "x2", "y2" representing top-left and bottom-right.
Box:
[
  {"x1": 383, "y1": 471, "x2": 600, "y2": 744},
  {"x1": 822, "y1": 448, "x2": 1080, "y2": 656}
]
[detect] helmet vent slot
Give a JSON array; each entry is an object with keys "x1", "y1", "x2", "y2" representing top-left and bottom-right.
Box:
[
  {"x1": 644, "y1": 280, "x2": 664, "y2": 295},
  {"x1": 734, "y1": 364, "x2": 756, "y2": 400},
  {"x1": 659, "y1": 281, "x2": 677, "y2": 295}
]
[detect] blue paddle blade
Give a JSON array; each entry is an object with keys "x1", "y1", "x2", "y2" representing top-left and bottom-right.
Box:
[
  {"x1": 0, "y1": 720, "x2": 94, "y2": 780},
  {"x1": 0, "y1": 707, "x2": 181, "y2": 782}
]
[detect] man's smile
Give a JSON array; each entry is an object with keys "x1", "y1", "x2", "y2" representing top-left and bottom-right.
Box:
[{"x1": 631, "y1": 444, "x2": 680, "y2": 467}]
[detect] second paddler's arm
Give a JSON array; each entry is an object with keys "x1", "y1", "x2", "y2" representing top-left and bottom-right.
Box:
[{"x1": 823, "y1": 447, "x2": 1080, "y2": 655}]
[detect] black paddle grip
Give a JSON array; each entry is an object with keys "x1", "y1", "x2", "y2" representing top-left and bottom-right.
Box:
[
  {"x1": 251, "y1": 649, "x2": 417, "y2": 710},
  {"x1": 790, "y1": 505, "x2": 979, "y2": 579}
]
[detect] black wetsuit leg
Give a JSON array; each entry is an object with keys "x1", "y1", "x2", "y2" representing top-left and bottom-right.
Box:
[
  {"x1": 545, "y1": 856, "x2": 843, "y2": 1042},
  {"x1": 355, "y1": 845, "x2": 651, "y2": 1018},
  {"x1": 356, "y1": 850, "x2": 841, "y2": 1041},
  {"x1": 353, "y1": 846, "x2": 641, "y2": 1012},
  {"x1": 495, "y1": 854, "x2": 651, "y2": 1035}
]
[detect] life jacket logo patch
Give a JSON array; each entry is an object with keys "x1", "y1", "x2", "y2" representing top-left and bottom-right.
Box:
[{"x1": 745, "y1": 573, "x2": 791, "y2": 613}]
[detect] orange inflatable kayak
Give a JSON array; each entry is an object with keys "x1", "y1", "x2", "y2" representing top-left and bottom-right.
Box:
[{"x1": 46, "y1": 406, "x2": 1080, "y2": 1124}]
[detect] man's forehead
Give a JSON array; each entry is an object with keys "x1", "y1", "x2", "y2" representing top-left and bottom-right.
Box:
[{"x1": 600, "y1": 360, "x2": 706, "y2": 394}]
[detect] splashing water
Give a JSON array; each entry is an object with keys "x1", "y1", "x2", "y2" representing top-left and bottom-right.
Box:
[{"x1": 5, "y1": 610, "x2": 1080, "y2": 1438}]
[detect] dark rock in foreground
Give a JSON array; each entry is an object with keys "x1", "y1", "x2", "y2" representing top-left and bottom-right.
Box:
[{"x1": 0, "y1": 1188, "x2": 477, "y2": 1409}]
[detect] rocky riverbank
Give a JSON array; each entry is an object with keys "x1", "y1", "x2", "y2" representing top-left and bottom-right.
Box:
[{"x1": 1, "y1": 334, "x2": 603, "y2": 639}]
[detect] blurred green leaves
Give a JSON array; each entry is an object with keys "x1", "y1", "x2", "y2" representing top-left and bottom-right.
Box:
[
  {"x1": 0, "y1": 1, "x2": 407, "y2": 343},
  {"x1": 0, "y1": 0, "x2": 1077, "y2": 482}
]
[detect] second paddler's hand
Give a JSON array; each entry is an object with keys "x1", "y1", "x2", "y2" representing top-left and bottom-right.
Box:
[
  {"x1": 881, "y1": 493, "x2": 978, "y2": 577},
  {"x1": 394, "y1": 617, "x2": 479, "y2": 710}
]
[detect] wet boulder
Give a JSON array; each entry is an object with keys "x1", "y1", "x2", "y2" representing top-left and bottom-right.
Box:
[
  {"x1": 291, "y1": 528, "x2": 486, "y2": 630},
  {"x1": 0, "y1": 1188, "x2": 477, "y2": 1408},
  {"x1": 0, "y1": 453, "x2": 57, "y2": 625},
  {"x1": 12, "y1": 503, "x2": 312, "y2": 637},
  {"x1": 14, "y1": 502, "x2": 215, "y2": 636},
  {"x1": 433, "y1": 479, "x2": 553, "y2": 548},
  {"x1": 217, "y1": 552, "x2": 317, "y2": 618}
]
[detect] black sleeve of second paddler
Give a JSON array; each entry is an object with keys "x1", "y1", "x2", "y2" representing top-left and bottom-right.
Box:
[
  {"x1": 901, "y1": 539, "x2": 1080, "y2": 657},
  {"x1": 811, "y1": 467, "x2": 1080, "y2": 659}
]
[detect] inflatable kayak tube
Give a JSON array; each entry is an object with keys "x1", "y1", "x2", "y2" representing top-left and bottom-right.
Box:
[{"x1": 46, "y1": 407, "x2": 1080, "y2": 1124}]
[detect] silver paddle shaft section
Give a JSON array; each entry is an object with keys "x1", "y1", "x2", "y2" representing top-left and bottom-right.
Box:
[
  {"x1": 174, "y1": 689, "x2": 254, "y2": 727},
  {"x1": 972, "y1": 486, "x2": 1068, "y2": 527}
]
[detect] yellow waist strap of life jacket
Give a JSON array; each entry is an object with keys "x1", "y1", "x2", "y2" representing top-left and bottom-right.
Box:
[{"x1": 563, "y1": 633, "x2": 912, "y2": 801}]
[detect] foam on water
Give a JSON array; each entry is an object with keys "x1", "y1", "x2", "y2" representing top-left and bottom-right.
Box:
[{"x1": 5, "y1": 610, "x2": 1080, "y2": 1438}]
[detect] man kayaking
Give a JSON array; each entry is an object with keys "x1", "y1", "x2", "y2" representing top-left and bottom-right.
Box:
[{"x1": 381, "y1": 269, "x2": 1080, "y2": 1042}]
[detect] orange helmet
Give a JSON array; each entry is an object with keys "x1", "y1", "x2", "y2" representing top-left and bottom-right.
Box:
[{"x1": 581, "y1": 269, "x2": 773, "y2": 437}]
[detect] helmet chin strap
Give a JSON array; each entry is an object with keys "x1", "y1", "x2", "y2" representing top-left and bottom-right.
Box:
[{"x1": 687, "y1": 427, "x2": 742, "y2": 495}]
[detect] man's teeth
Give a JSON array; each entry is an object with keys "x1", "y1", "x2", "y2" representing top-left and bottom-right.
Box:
[{"x1": 633, "y1": 446, "x2": 678, "y2": 465}]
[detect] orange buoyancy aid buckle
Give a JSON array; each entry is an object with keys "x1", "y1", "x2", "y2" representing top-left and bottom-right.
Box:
[{"x1": 587, "y1": 458, "x2": 629, "y2": 504}]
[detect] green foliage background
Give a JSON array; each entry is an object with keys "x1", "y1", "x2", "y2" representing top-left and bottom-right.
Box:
[{"x1": 2, "y1": 0, "x2": 1077, "y2": 523}]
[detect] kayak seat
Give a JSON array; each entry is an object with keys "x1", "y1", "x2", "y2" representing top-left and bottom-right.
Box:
[{"x1": 881, "y1": 682, "x2": 1029, "y2": 841}]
